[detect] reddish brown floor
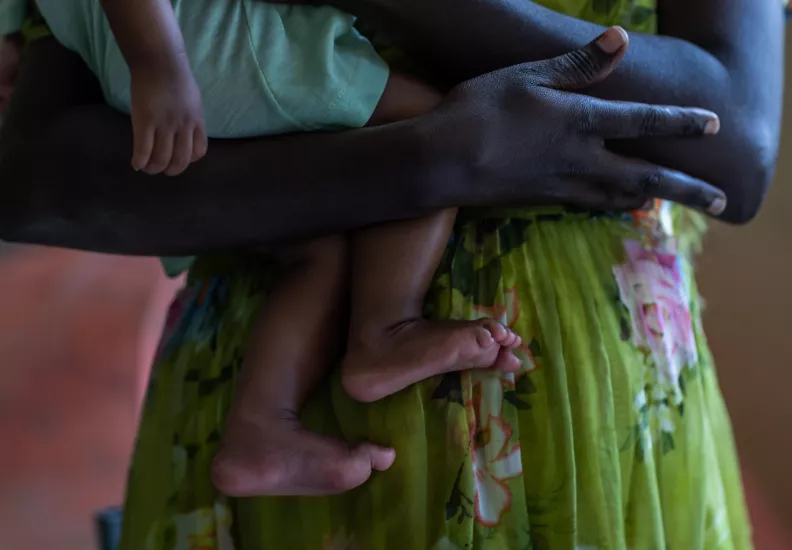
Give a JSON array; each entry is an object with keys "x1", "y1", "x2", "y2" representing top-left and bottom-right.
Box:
[{"x1": 0, "y1": 246, "x2": 788, "y2": 549}]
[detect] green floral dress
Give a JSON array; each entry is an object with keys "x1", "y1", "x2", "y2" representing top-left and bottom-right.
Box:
[{"x1": 119, "y1": 1, "x2": 756, "y2": 549}]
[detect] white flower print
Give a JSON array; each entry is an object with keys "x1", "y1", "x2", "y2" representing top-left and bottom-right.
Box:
[
  {"x1": 169, "y1": 500, "x2": 236, "y2": 550},
  {"x1": 467, "y1": 371, "x2": 523, "y2": 527}
]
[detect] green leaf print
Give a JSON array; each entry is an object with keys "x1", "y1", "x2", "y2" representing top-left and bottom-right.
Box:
[
  {"x1": 445, "y1": 464, "x2": 474, "y2": 524},
  {"x1": 162, "y1": 521, "x2": 177, "y2": 549},
  {"x1": 197, "y1": 364, "x2": 234, "y2": 397},
  {"x1": 504, "y1": 373, "x2": 538, "y2": 410},
  {"x1": 450, "y1": 247, "x2": 475, "y2": 298},
  {"x1": 661, "y1": 432, "x2": 676, "y2": 454},
  {"x1": 477, "y1": 260, "x2": 503, "y2": 308},
  {"x1": 495, "y1": 222, "x2": 521, "y2": 255},
  {"x1": 614, "y1": 287, "x2": 633, "y2": 342},
  {"x1": 635, "y1": 437, "x2": 646, "y2": 463},
  {"x1": 436, "y1": 247, "x2": 454, "y2": 282},
  {"x1": 592, "y1": 0, "x2": 619, "y2": 14},
  {"x1": 620, "y1": 425, "x2": 640, "y2": 452},
  {"x1": 621, "y1": 424, "x2": 649, "y2": 463},
  {"x1": 432, "y1": 373, "x2": 464, "y2": 406},
  {"x1": 527, "y1": 338, "x2": 542, "y2": 359},
  {"x1": 505, "y1": 390, "x2": 532, "y2": 410},
  {"x1": 516, "y1": 374, "x2": 538, "y2": 395},
  {"x1": 629, "y1": 6, "x2": 655, "y2": 26},
  {"x1": 495, "y1": 219, "x2": 533, "y2": 258},
  {"x1": 184, "y1": 444, "x2": 200, "y2": 460},
  {"x1": 526, "y1": 532, "x2": 550, "y2": 550},
  {"x1": 620, "y1": 315, "x2": 632, "y2": 342},
  {"x1": 185, "y1": 368, "x2": 201, "y2": 382}
]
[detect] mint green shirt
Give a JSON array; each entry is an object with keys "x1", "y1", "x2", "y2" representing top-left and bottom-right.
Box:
[
  {"x1": 25, "y1": 0, "x2": 388, "y2": 276},
  {"x1": 0, "y1": 0, "x2": 26, "y2": 35}
]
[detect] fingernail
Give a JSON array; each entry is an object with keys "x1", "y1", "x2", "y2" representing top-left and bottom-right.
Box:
[
  {"x1": 704, "y1": 116, "x2": 721, "y2": 135},
  {"x1": 708, "y1": 196, "x2": 727, "y2": 216},
  {"x1": 597, "y1": 26, "x2": 628, "y2": 54}
]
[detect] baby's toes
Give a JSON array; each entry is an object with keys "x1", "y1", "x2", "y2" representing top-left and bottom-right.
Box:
[
  {"x1": 480, "y1": 319, "x2": 508, "y2": 343},
  {"x1": 492, "y1": 348, "x2": 522, "y2": 372}
]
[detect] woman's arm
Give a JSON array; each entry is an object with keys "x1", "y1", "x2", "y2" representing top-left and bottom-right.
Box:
[
  {"x1": 0, "y1": 33, "x2": 726, "y2": 256},
  {"x1": 0, "y1": 39, "x2": 446, "y2": 256},
  {"x1": 339, "y1": 0, "x2": 784, "y2": 223}
]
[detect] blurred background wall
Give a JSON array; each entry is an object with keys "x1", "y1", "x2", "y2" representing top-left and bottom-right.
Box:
[
  {"x1": 0, "y1": 35, "x2": 790, "y2": 550},
  {"x1": 0, "y1": 251, "x2": 180, "y2": 549},
  {"x1": 695, "y1": 35, "x2": 792, "y2": 549}
]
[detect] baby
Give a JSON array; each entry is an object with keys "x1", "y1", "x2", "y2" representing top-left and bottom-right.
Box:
[{"x1": 29, "y1": 0, "x2": 523, "y2": 496}]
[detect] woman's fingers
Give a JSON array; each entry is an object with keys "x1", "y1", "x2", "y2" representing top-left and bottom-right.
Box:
[
  {"x1": 521, "y1": 26, "x2": 629, "y2": 90},
  {"x1": 585, "y1": 99, "x2": 720, "y2": 139},
  {"x1": 551, "y1": 179, "x2": 647, "y2": 212},
  {"x1": 600, "y1": 152, "x2": 726, "y2": 214}
]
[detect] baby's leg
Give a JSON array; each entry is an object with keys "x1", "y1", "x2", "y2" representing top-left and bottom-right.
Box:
[
  {"x1": 212, "y1": 236, "x2": 394, "y2": 497},
  {"x1": 341, "y1": 75, "x2": 523, "y2": 403},
  {"x1": 342, "y1": 211, "x2": 523, "y2": 403}
]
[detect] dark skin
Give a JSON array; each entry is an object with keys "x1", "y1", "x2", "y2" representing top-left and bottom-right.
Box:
[
  {"x1": 327, "y1": 0, "x2": 785, "y2": 224},
  {"x1": 0, "y1": 0, "x2": 783, "y2": 256}
]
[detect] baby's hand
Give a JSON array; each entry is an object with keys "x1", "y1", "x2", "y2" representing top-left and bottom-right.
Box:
[
  {"x1": 0, "y1": 35, "x2": 22, "y2": 116},
  {"x1": 130, "y1": 58, "x2": 207, "y2": 176}
]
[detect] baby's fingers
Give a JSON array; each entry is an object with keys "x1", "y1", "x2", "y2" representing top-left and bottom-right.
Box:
[
  {"x1": 192, "y1": 124, "x2": 208, "y2": 163},
  {"x1": 131, "y1": 123, "x2": 155, "y2": 172},
  {"x1": 145, "y1": 129, "x2": 175, "y2": 175},
  {"x1": 165, "y1": 131, "x2": 194, "y2": 176}
]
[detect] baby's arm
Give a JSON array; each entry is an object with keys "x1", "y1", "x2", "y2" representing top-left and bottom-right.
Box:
[{"x1": 100, "y1": 0, "x2": 207, "y2": 176}]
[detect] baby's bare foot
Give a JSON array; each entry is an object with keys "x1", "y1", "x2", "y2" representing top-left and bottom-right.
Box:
[
  {"x1": 342, "y1": 319, "x2": 521, "y2": 403},
  {"x1": 212, "y1": 412, "x2": 394, "y2": 497}
]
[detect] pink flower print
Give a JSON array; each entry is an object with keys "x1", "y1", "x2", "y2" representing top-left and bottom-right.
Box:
[
  {"x1": 613, "y1": 240, "x2": 698, "y2": 385},
  {"x1": 466, "y1": 376, "x2": 523, "y2": 527}
]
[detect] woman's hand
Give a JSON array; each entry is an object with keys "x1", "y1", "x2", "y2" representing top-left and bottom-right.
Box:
[
  {"x1": 428, "y1": 27, "x2": 725, "y2": 215},
  {"x1": 286, "y1": 0, "x2": 781, "y2": 223}
]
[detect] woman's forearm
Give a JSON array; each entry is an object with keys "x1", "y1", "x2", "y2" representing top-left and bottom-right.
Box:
[
  {"x1": 2, "y1": 108, "x2": 441, "y2": 256},
  {"x1": 0, "y1": 32, "x2": 747, "y2": 256},
  {"x1": 0, "y1": 40, "x2": 441, "y2": 256},
  {"x1": 347, "y1": 0, "x2": 784, "y2": 223}
]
